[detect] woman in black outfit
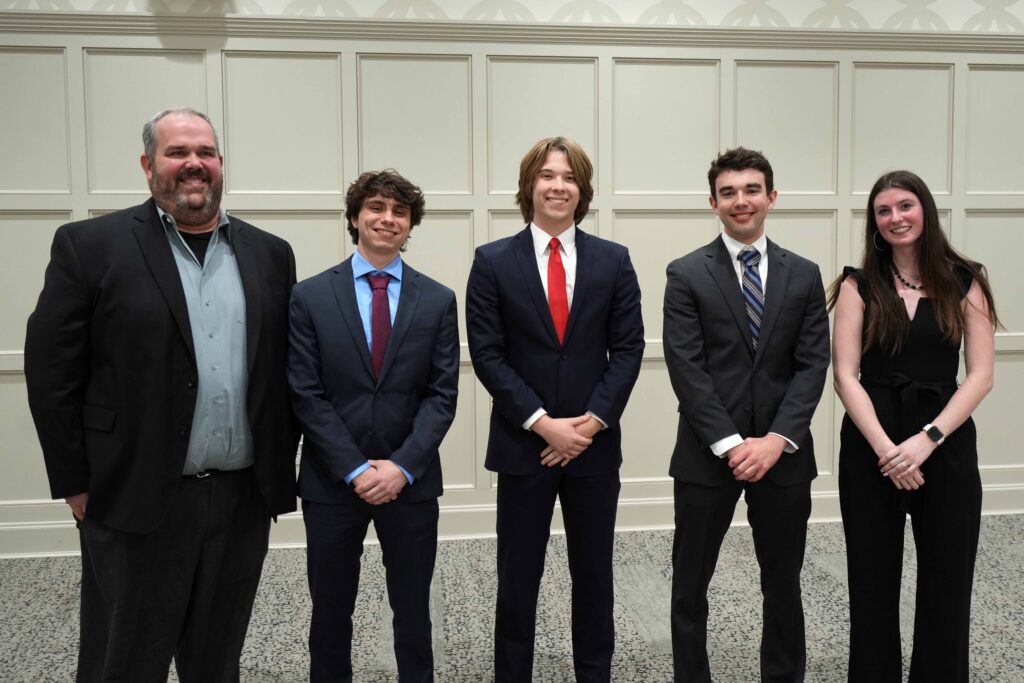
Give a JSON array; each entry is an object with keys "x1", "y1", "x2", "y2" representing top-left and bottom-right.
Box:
[{"x1": 829, "y1": 170, "x2": 999, "y2": 682}]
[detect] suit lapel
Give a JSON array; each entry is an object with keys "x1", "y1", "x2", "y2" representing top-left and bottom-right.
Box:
[
  {"x1": 704, "y1": 237, "x2": 755, "y2": 356},
  {"x1": 330, "y1": 258, "x2": 375, "y2": 380},
  {"x1": 512, "y1": 226, "x2": 561, "y2": 345},
  {"x1": 230, "y1": 218, "x2": 262, "y2": 376},
  {"x1": 563, "y1": 228, "x2": 590, "y2": 344},
  {"x1": 378, "y1": 264, "x2": 421, "y2": 383},
  {"x1": 131, "y1": 200, "x2": 196, "y2": 363},
  {"x1": 754, "y1": 239, "x2": 790, "y2": 364}
]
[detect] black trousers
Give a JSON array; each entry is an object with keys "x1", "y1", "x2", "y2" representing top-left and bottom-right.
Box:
[
  {"x1": 303, "y1": 492, "x2": 439, "y2": 683},
  {"x1": 494, "y1": 468, "x2": 621, "y2": 683},
  {"x1": 76, "y1": 468, "x2": 270, "y2": 683},
  {"x1": 671, "y1": 477, "x2": 811, "y2": 683},
  {"x1": 839, "y1": 435, "x2": 981, "y2": 683}
]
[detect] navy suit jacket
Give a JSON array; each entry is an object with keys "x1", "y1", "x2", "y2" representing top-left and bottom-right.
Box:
[
  {"x1": 25, "y1": 199, "x2": 299, "y2": 533},
  {"x1": 466, "y1": 226, "x2": 645, "y2": 477},
  {"x1": 663, "y1": 236, "x2": 830, "y2": 486},
  {"x1": 288, "y1": 256, "x2": 459, "y2": 503}
]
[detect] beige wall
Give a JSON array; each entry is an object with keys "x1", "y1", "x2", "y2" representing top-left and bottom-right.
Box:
[{"x1": 2, "y1": 10, "x2": 1023, "y2": 556}]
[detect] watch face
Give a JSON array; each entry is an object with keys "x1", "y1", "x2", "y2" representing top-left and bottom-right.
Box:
[{"x1": 926, "y1": 425, "x2": 944, "y2": 442}]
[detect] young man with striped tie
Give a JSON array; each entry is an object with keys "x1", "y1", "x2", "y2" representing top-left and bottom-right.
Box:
[{"x1": 662, "y1": 147, "x2": 830, "y2": 682}]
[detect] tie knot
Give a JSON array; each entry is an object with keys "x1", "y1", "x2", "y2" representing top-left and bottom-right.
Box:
[
  {"x1": 549, "y1": 237, "x2": 561, "y2": 253},
  {"x1": 367, "y1": 273, "x2": 391, "y2": 291},
  {"x1": 739, "y1": 247, "x2": 760, "y2": 267}
]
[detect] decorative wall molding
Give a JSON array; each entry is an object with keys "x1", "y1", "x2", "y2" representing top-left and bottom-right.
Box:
[{"x1": 3, "y1": 12, "x2": 1024, "y2": 53}]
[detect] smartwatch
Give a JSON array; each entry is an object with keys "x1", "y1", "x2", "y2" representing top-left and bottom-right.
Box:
[{"x1": 922, "y1": 423, "x2": 945, "y2": 446}]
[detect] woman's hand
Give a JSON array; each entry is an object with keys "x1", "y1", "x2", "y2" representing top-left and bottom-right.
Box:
[{"x1": 879, "y1": 432, "x2": 937, "y2": 480}]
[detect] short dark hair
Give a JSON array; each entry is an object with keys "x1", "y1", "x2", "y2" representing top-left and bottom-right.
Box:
[
  {"x1": 707, "y1": 147, "x2": 774, "y2": 199},
  {"x1": 345, "y1": 170, "x2": 425, "y2": 247},
  {"x1": 515, "y1": 137, "x2": 594, "y2": 225}
]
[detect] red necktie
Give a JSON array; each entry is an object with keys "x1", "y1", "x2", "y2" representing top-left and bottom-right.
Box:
[
  {"x1": 367, "y1": 273, "x2": 392, "y2": 378},
  {"x1": 547, "y1": 237, "x2": 568, "y2": 343}
]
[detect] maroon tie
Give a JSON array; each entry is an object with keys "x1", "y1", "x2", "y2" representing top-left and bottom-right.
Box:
[
  {"x1": 368, "y1": 273, "x2": 392, "y2": 378},
  {"x1": 548, "y1": 238, "x2": 569, "y2": 343}
]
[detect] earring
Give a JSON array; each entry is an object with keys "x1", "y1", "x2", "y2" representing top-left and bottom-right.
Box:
[{"x1": 873, "y1": 231, "x2": 888, "y2": 252}]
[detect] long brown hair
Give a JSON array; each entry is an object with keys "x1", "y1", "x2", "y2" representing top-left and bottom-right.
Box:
[
  {"x1": 827, "y1": 170, "x2": 999, "y2": 352},
  {"x1": 515, "y1": 137, "x2": 594, "y2": 225}
]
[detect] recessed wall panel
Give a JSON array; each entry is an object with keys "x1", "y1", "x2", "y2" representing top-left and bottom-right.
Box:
[
  {"x1": 488, "y1": 58, "x2": 597, "y2": 193},
  {"x1": 359, "y1": 56, "x2": 471, "y2": 193},
  {"x1": 852, "y1": 64, "x2": 952, "y2": 194},
  {"x1": 966, "y1": 66, "x2": 1024, "y2": 193},
  {"x1": 768, "y1": 211, "x2": 836, "y2": 285},
  {"x1": 228, "y1": 211, "x2": 346, "y2": 282},
  {"x1": 406, "y1": 211, "x2": 473, "y2": 342},
  {"x1": 612, "y1": 211, "x2": 719, "y2": 341},
  {"x1": 0, "y1": 376, "x2": 53, "y2": 502},
  {"x1": 0, "y1": 49, "x2": 69, "y2": 193},
  {"x1": 962, "y1": 211, "x2": 1023, "y2": 333},
  {"x1": 619, "y1": 363, "x2": 676, "y2": 481},
  {"x1": 974, "y1": 356, "x2": 1023, "y2": 469},
  {"x1": 0, "y1": 212, "x2": 71, "y2": 351},
  {"x1": 613, "y1": 59, "x2": 718, "y2": 194},
  {"x1": 736, "y1": 62, "x2": 837, "y2": 194},
  {"x1": 224, "y1": 53, "x2": 342, "y2": 193},
  {"x1": 84, "y1": 50, "x2": 206, "y2": 194},
  {"x1": 440, "y1": 369, "x2": 477, "y2": 489}
]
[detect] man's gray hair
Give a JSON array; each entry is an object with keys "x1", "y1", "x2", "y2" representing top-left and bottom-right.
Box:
[{"x1": 142, "y1": 107, "x2": 220, "y2": 161}]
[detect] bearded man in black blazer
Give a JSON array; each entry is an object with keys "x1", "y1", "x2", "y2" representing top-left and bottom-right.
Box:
[
  {"x1": 664, "y1": 147, "x2": 830, "y2": 682},
  {"x1": 288, "y1": 170, "x2": 459, "y2": 682},
  {"x1": 25, "y1": 107, "x2": 298, "y2": 681},
  {"x1": 466, "y1": 137, "x2": 644, "y2": 682}
]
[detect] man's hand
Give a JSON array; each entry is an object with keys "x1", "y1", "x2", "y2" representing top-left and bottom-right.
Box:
[
  {"x1": 357, "y1": 460, "x2": 408, "y2": 505},
  {"x1": 65, "y1": 492, "x2": 88, "y2": 521},
  {"x1": 727, "y1": 435, "x2": 786, "y2": 482},
  {"x1": 537, "y1": 415, "x2": 597, "y2": 467}
]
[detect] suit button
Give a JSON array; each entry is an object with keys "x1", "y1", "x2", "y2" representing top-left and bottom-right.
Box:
[
  {"x1": 187, "y1": 380, "x2": 197, "y2": 389},
  {"x1": 178, "y1": 427, "x2": 188, "y2": 437}
]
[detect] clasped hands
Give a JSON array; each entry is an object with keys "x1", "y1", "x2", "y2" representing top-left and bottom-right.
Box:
[
  {"x1": 533, "y1": 414, "x2": 602, "y2": 467},
  {"x1": 876, "y1": 432, "x2": 936, "y2": 490},
  {"x1": 352, "y1": 459, "x2": 407, "y2": 505},
  {"x1": 726, "y1": 435, "x2": 786, "y2": 482}
]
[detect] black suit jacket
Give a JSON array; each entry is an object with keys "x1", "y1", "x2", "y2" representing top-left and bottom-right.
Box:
[
  {"x1": 288, "y1": 257, "x2": 459, "y2": 503},
  {"x1": 25, "y1": 199, "x2": 299, "y2": 533},
  {"x1": 466, "y1": 226, "x2": 645, "y2": 476},
  {"x1": 663, "y1": 236, "x2": 830, "y2": 486}
]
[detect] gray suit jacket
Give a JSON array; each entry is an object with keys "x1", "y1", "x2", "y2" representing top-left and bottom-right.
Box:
[{"x1": 663, "y1": 236, "x2": 830, "y2": 486}]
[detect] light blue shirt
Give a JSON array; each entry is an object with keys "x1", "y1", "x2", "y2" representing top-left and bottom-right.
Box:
[
  {"x1": 158, "y1": 206, "x2": 253, "y2": 475},
  {"x1": 343, "y1": 251, "x2": 413, "y2": 486}
]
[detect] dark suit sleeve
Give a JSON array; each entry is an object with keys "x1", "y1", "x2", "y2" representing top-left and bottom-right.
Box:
[
  {"x1": 582, "y1": 249, "x2": 645, "y2": 427},
  {"x1": 766, "y1": 264, "x2": 830, "y2": 447},
  {"x1": 287, "y1": 287, "x2": 369, "y2": 486},
  {"x1": 24, "y1": 227, "x2": 92, "y2": 499},
  {"x1": 390, "y1": 292, "x2": 460, "y2": 481},
  {"x1": 465, "y1": 247, "x2": 545, "y2": 426},
  {"x1": 662, "y1": 259, "x2": 739, "y2": 448}
]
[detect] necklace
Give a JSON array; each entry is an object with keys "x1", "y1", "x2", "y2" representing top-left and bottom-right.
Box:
[{"x1": 892, "y1": 267, "x2": 922, "y2": 291}]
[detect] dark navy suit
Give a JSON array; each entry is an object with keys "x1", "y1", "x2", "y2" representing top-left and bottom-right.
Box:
[
  {"x1": 466, "y1": 226, "x2": 644, "y2": 681},
  {"x1": 288, "y1": 256, "x2": 459, "y2": 682}
]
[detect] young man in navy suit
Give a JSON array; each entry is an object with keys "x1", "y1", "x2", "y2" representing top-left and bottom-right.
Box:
[
  {"x1": 663, "y1": 148, "x2": 830, "y2": 682},
  {"x1": 466, "y1": 137, "x2": 645, "y2": 682},
  {"x1": 288, "y1": 170, "x2": 459, "y2": 682}
]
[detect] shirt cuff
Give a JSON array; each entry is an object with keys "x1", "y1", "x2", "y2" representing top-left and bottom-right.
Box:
[
  {"x1": 585, "y1": 411, "x2": 608, "y2": 429},
  {"x1": 343, "y1": 462, "x2": 371, "y2": 485},
  {"x1": 397, "y1": 464, "x2": 414, "y2": 485},
  {"x1": 710, "y1": 434, "x2": 743, "y2": 458},
  {"x1": 769, "y1": 432, "x2": 798, "y2": 453},
  {"x1": 523, "y1": 408, "x2": 547, "y2": 431}
]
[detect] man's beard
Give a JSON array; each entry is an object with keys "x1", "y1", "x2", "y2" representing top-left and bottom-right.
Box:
[{"x1": 152, "y1": 170, "x2": 223, "y2": 229}]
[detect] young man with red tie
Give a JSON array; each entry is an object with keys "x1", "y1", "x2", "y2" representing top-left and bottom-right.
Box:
[{"x1": 466, "y1": 137, "x2": 645, "y2": 682}]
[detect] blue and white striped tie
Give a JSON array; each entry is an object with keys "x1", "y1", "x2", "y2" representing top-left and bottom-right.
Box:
[{"x1": 739, "y1": 247, "x2": 764, "y2": 350}]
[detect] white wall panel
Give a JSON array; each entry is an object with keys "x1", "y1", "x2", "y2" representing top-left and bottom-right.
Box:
[
  {"x1": 619, "y1": 362, "x2": 676, "y2": 482},
  {"x1": 223, "y1": 52, "x2": 342, "y2": 193},
  {"x1": 612, "y1": 210, "x2": 718, "y2": 341},
  {"x1": 487, "y1": 58, "x2": 597, "y2": 193},
  {"x1": 0, "y1": 212, "x2": 71, "y2": 352},
  {"x1": 974, "y1": 356, "x2": 1024, "y2": 470},
  {"x1": 0, "y1": 49, "x2": 70, "y2": 194},
  {"x1": 612, "y1": 59, "x2": 718, "y2": 194},
  {"x1": 735, "y1": 61, "x2": 837, "y2": 194},
  {"x1": 358, "y1": 56, "x2": 472, "y2": 193},
  {"x1": 227, "y1": 211, "x2": 347, "y2": 281},
  {"x1": 962, "y1": 211, "x2": 1023, "y2": 333},
  {"x1": 440, "y1": 369, "x2": 479, "y2": 490},
  {"x1": 966, "y1": 66, "x2": 1024, "y2": 194},
  {"x1": 84, "y1": 49, "x2": 206, "y2": 194},
  {"x1": 406, "y1": 210, "x2": 474, "y2": 341},
  {"x1": 0, "y1": 376, "x2": 52, "y2": 502},
  {"x1": 488, "y1": 210, "x2": 526, "y2": 241},
  {"x1": 852, "y1": 63, "x2": 952, "y2": 194}
]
